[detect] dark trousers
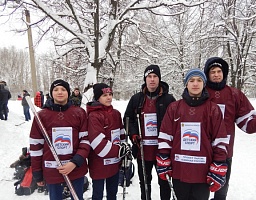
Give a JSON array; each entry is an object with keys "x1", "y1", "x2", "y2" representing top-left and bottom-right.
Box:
[
  {"x1": 23, "y1": 105, "x2": 31, "y2": 121},
  {"x1": 47, "y1": 177, "x2": 84, "y2": 200},
  {"x1": 0, "y1": 101, "x2": 8, "y2": 120},
  {"x1": 212, "y1": 158, "x2": 232, "y2": 200},
  {"x1": 92, "y1": 171, "x2": 119, "y2": 200},
  {"x1": 173, "y1": 179, "x2": 210, "y2": 200},
  {"x1": 0, "y1": 101, "x2": 4, "y2": 120},
  {"x1": 137, "y1": 159, "x2": 171, "y2": 200}
]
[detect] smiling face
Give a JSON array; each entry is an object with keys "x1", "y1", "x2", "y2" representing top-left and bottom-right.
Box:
[
  {"x1": 145, "y1": 73, "x2": 160, "y2": 92},
  {"x1": 186, "y1": 76, "x2": 204, "y2": 97},
  {"x1": 208, "y1": 66, "x2": 223, "y2": 83},
  {"x1": 52, "y1": 86, "x2": 68, "y2": 105},
  {"x1": 98, "y1": 93, "x2": 113, "y2": 106}
]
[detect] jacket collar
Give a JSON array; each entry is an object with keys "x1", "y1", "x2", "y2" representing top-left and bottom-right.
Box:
[{"x1": 182, "y1": 88, "x2": 209, "y2": 107}]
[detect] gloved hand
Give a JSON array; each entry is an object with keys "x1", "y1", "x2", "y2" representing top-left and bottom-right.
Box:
[
  {"x1": 132, "y1": 134, "x2": 141, "y2": 146},
  {"x1": 118, "y1": 143, "x2": 132, "y2": 159},
  {"x1": 207, "y1": 161, "x2": 228, "y2": 192},
  {"x1": 156, "y1": 154, "x2": 172, "y2": 180}
]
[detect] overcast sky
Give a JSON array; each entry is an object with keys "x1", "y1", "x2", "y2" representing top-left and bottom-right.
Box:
[{"x1": 0, "y1": 17, "x2": 52, "y2": 53}]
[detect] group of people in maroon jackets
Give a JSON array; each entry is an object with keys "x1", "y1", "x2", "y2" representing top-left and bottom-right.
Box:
[
  {"x1": 29, "y1": 57, "x2": 256, "y2": 200},
  {"x1": 29, "y1": 80, "x2": 130, "y2": 200}
]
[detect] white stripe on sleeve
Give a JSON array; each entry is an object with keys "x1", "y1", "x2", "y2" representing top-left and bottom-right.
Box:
[
  {"x1": 79, "y1": 131, "x2": 88, "y2": 138},
  {"x1": 91, "y1": 133, "x2": 105, "y2": 150},
  {"x1": 80, "y1": 140, "x2": 90, "y2": 145},
  {"x1": 98, "y1": 141, "x2": 113, "y2": 157},
  {"x1": 158, "y1": 132, "x2": 173, "y2": 142},
  {"x1": 236, "y1": 110, "x2": 256, "y2": 125},
  {"x1": 29, "y1": 137, "x2": 44, "y2": 145},
  {"x1": 30, "y1": 149, "x2": 43, "y2": 157},
  {"x1": 158, "y1": 142, "x2": 172, "y2": 150}
]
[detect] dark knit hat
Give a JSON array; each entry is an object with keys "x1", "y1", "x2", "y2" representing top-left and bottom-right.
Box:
[
  {"x1": 144, "y1": 65, "x2": 161, "y2": 81},
  {"x1": 50, "y1": 79, "x2": 70, "y2": 98},
  {"x1": 184, "y1": 68, "x2": 207, "y2": 87},
  {"x1": 93, "y1": 83, "x2": 113, "y2": 101},
  {"x1": 204, "y1": 57, "x2": 229, "y2": 80}
]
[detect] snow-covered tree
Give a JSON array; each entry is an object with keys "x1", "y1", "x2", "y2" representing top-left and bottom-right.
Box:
[
  {"x1": 0, "y1": 0, "x2": 205, "y2": 97},
  {"x1": 198, "y1": 0, "x2": 256, "y2": 91}
]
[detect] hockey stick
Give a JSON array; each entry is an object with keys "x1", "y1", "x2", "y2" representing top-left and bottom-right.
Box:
[
  {"x1": 122, "y1": 117, "x2": 129, "y2": 200},
  {"x1": 15, "y1": 121, "x2": 26, "y2": 126},
  {"x1": 166, "y1": 175, "x2": 177, "y2": 200},
  {"x1": 25, "y1": 96, "x2": 79, "y2": 200},
  {"x1": 137, "y1": 114, "x2": 149, "y2": 200}
]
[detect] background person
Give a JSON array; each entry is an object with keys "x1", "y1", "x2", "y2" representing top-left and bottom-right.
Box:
[
  {"x1": 43, "y1": 93, "x2": 52, "y2": 108},
  {"x1": 40, "y1": 91, "x2": 44, "y2": 108},
  {"x1": 34, "y1": 91, "x2": 42, "y2": 108},
  {"x1": 0, "y1": 83, "x2": 11, "y2": 120},
  {"x1": 21, "y1": 90, "x2": 31, "y2": 121},
  {"x1": 70, "y1": 88, "x2": 82, "y2": 107}
]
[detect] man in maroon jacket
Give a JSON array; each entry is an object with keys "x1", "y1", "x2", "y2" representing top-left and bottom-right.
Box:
[
  {"x1": 204, "y1": 57, "x2": 256, "y2": 200},
  {"x1": 124, "y1": 65, "x2": 176, "y2": 200}
]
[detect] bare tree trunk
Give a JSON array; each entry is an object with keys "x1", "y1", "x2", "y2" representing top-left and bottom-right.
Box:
[{"x1": 25, "y1": 9, "x2": 38, "y2": 96}]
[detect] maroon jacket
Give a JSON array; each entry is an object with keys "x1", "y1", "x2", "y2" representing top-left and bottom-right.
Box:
[
  {"x1": 206, "y1": 85, "x2": 256, "y2": 158},
  {"x1": 87, "y1": 102, "x2": 124, "y2": 179},
  {"x1": 29, "y1": 102, "x2": 89, "y2": 184},
  {"x1": 158, "y1": 99, "x2": 228, "y2": 183},
  {"x1": 137, "y1": 97, "x2": 159, "y2": 161}
]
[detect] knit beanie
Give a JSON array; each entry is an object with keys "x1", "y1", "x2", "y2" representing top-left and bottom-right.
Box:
[
  {"x1": 144, "y1": 65, "x2": 161, "y2": 82},
  {"x1": 184, "y1": 68, "x2": 207, "y2": 87},
  {"x1": 93, "y1": 83, "x2": 113, "y2": 101},
  {"x1": 204, "y1": 57, "x2": 229, "y2": 80},
  {"x1": 50, "y1": 79, "x2": 70, "y2": 98}
]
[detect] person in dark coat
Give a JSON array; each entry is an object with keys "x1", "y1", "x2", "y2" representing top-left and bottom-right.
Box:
[
  {"x1": 21, "y1": 90, "x2": 31, "y2": 121},
  {"x1": 42, "y1": 93, "x2": 52, "y2": 108},
  {"x1": 0, "y1": 83, "x2": 11, "y2": 120},
  {"x1": 157, "y1": 68, "x2": 228, "y2": 200},
  {"x1": 40, "y1": 91, "x2": 44, "y2": 108},
  {"x1": 204, "y1": 57, "x2": 256, "y2": 200},
  {"x1": 70, "y1": 88, "x2": 82, "y2": 107},
  {"x1": 123, "y1": 65, "x2": 176, "y2": 200}
]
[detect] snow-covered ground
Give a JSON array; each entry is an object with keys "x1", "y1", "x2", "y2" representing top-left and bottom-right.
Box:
[{"x1": 0, "y1": 99, "x2": 256, "y2": 199}]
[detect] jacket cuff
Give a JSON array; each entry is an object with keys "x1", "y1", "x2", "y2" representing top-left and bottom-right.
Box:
[{"x1": 70, "y1": 154, "x2": 84, "y2": 167}]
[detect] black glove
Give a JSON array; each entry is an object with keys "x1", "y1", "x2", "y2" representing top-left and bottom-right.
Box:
[
  {"x1": 118, "y1": 143, "x2": 131, "y2": 159},
  {"x1": 131, "y1": 144, "x2": 138, "y2": 159},
  {"x1": 132, "y1": 134, "x2": 141, "y2": 146}
]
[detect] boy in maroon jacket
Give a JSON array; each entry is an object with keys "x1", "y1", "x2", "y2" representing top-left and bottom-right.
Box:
[
  {"x1": 30, "y1": 79, "x2": 90, "y2": 200},
  {"x1": 157, "y1": 69, "x2": 229, "y2": 200}
]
